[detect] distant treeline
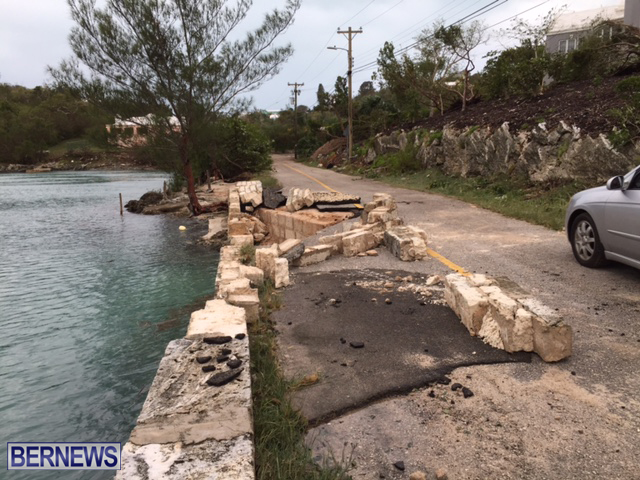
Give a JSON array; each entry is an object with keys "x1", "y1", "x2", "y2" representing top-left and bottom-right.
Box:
[{"x1": 0, "y1": 84, "x2": 108, "y2": 164}]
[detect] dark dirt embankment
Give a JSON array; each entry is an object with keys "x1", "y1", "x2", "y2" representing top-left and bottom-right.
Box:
[{"x1": 401, "y1": 73, "x2": 638, "y2": 136}]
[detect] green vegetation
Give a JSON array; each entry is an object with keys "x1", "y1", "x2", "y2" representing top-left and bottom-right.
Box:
[
  {"x1": 364, "y1": 169, "x2": 587, "y2": 230},
  {"x1": 251, "y1": 280, "x2": 351, "y2": 480},
  {"x1": 0, "y1": 84, "x2": 108, "y2": 164},
  {"x1": 239, "y1": 244, "x2": 256, "y2": 266}
]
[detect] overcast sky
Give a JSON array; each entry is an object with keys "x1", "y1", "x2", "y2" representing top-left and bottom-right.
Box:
[{"x1": 0, "y1": 0, "x2": 624, "y2": 111}]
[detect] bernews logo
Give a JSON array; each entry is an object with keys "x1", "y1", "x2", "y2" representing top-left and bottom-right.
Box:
[{"x1": 7, "y1": 443, "x2": 121, "y2": 470}]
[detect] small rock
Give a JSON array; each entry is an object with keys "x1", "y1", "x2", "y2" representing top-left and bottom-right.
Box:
[
  {"x1": 245, "y1": 205, "x2": 254, "y2": 213},
  {"x1": 437, "y1": 376, "x2": 451, "y2": 385},
  {"x1": 235, "y1": 333, "x2": 246, "y2": 340},
  {"x1": 340, "y1": 362, "x2": 348, "y2": 367},
  {"x1": 202, "y1": 365, "x2": 217, "y2": 373},
  {"x1": 340, "y1": 338, "x2": 347, "y2": 344},
  {"x1": 216, "y1": 355, "x2": 230, "y2": 363},
  {"x1": 385, "y1": 298, "x2": 392, "y2": 304},
  {"x1": 435, "y1": 468, "x2": 448, "y2": 480},
  {"x1": 328, "y1": 298, "x2": 337, "y2": 306},
  {"x1": 350, "y1": 341, "x2": 365, "y2": 349},
  {"x1": 372, "y1": 298, "x2": 378, "y2": 302},
  {"x1": 204, "y1": 336, "x2": 232, "y2": 345},
  {"x1": 404, "y1": 276, "x2": 413, "y2": 282},
  {"x1": 428, "y1": 390, "x2": 436, "y2": 398},
  {"x1": 451, "y1": 383, "x2": 463, "y2": 391},
  {"x1": 196, "y1": 356, "x2": 212, "y2": 364},
  {"x1": 227, "y1": 359, "x2": 242, "y2": 369},
  {"x1": 221, "y1": 348, "x2": 232, "y2": 356},
  {"x1": 395, "y1": 276, "x2": 403, "y2": 282},
  {"x1": 393, "y1": 461, "x2": 405, "y2": 471},
  {"x1": 366, "y1": 250, "x2": 379, "y2": 256},
  {"x1": 462, "y1": 387, "x2": 474, "y2": 398},
  {"x1": 206, "y1": 367, "x2": 244, "y2": 387},
  {"x1": 410, "y1": 472, "x2": 427, "y2": 480},
  {"x1": 384, "y1": 282, "x2": 394, "y2": 289},
  {"x1": 426, "y1": 275, "x2": 442, "y2": 286},
  {"x1": 357, "y1": 252, "x2": 367, "y2": 257}
]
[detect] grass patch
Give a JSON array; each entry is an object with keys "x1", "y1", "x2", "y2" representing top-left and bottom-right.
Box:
[
  {"x1": 239, "y1": 244, "x2": 256, "y2": 266},
  {"x1": 254, "y1": 171, "x2": 284, "y2": 190},
  {"x1": 48, "y1": 137, "x2": 106, "y2": 157},
  {"x1": 251, "y1": 280, "x2": 352, "y2": 480},
  {"x1": 369, "y1": 169, "x2": 592, "y2": 231}
]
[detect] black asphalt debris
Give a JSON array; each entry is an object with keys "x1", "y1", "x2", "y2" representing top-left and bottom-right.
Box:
[
  {"x1": 272, "y1": 270, "x2": 530, "y2": 425},
  {"x1": 204, "y1": 336, "x2": 232, "y2": 345},
  {"x1": 206, "y1": 368, "x2": 244, "y2": 387},
  {"x1": 196, "y1": 356, "x2": 212, "y2": 364}
]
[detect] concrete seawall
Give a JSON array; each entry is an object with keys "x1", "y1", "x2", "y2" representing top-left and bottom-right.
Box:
[{"x1": 117, "y1": 186, "x2": 261, "y2": 479}]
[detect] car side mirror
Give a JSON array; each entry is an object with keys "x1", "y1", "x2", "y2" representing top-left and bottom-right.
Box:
[{"x1": 606, "y1": 175, "x2": 624, "y2": 190}]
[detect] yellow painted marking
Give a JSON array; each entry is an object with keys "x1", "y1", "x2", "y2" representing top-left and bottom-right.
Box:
[
  {"x1": 281, "y1": 161, "x2": 471, "y2": 276},
  {"x1": 427, "y1": 248, "x2": 471, "y2": 276},
  {"x1": 281, "y1": 163, "x2": 363, "y2": 209}
]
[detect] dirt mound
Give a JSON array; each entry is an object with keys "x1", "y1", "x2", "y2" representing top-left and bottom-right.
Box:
[
  {"x1": 404, "y1": 73, "x2": 639, "y2": 136},
  {"x1": 311, "y1": 138, "x2": 347, "y2": 168}
]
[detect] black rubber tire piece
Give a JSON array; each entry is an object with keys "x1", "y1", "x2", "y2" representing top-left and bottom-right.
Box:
[{"x1": 570, "y1": 212, "x2": 607, "y2": 268}]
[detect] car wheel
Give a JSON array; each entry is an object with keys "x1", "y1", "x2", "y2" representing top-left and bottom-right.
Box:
[{"x1": 570, "y1": 213, "x2": 607, "y2": 268}]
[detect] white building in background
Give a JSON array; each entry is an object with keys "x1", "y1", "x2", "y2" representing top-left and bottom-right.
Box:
[
  {"x1": 545, "y1": 0, "x2": 640, "y2": 54},
  {"x1": 105, "y1": 114, "x2": 181, "y2": 145}
]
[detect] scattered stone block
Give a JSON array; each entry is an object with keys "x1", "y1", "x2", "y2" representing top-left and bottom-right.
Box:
[
  {"x1": 186, "y1": 300, "x2": 247, "y2": 341},
  {"x1": 362, "y1": 192, "x2": 397, "y2": 223},
  {"x1": 228, "y1": 218, "x2": 253, "y2": 237},
  {"x1": 255, "y1": 246, "x2": 278, "y2": 280},
  {"x1": 444, "y1": 273, "x2": 572, "y2": 361},
  {"x1": 236, "y1": 180, "x2": 263, "y2": 208},
  {"x1": 239, "y1": 265, "x2": 264, "y2": 286},
  {"x1": 366, "y1": 250, "x2": 379, "y2": 256},
  {"x1": 444, "y1": 274, "x2": 490, "y2": 336},
  {"x1": 342, "y1": 229, "x2": 380, "y2": 257},
  {"x1": 274, "y1": 258, "x2": 290, "y2": 288},
  {"x1": 384, "y1": 226, "x2": 428, "y2": 261},
  {"x1": 217, "y1": 278, "x2": 251, "y2": 298},
  {"x1": 227, "y1": 290, "x2": 259, "y2": 324},
  {"x1": 367, "y1": 206, "x2": 399, "y2": 224},
  {"x1": 293, "y1": 244, "x2": 334, "y2": 266},
  {"x1": 532, "y1": 314, "x2": 573, "y2": 362},
  {"x1": 230, "y1": 235, "x2": 254, "y2": 247}
]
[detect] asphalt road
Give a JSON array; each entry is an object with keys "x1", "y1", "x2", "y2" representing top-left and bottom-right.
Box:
[{"x1": 270, "y1": 154, "x2": 640, "y2": 479}]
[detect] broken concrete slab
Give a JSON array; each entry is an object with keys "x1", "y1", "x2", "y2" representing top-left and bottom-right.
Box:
[
  {"x1": 227, "y1": 290, "x2": 260, "y2": 324},
  {"x1": 239, "y1": 265, "x2": 264, "y2": 286},
  {"x1": 263, "y1": 188, "x2": 286, "y2": 209},
  {"x1": 342, "y1": 229, "x2": 380, "y2": 257},
  {"x1": 274, "y1": 257, "x2": 290, "y2": 288},
  {"x1": 279, "y1": 239, "x2": 305, "y2": 264},
  {"x1": 312, "y1": 192, "x2": 361, "y2": 205},
  {"x1": 202, "y1": 217, "x2": 227, "y2": 241}
]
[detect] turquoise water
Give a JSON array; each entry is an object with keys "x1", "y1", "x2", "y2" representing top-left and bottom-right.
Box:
[{"x1": 0, "y1": 171, "x2": 219, "y2": 478}]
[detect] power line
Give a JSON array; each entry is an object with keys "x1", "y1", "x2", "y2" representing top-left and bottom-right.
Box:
[
  {"x1": 361, "y1": 0, "x2": 408, "y2": 27},
  {"x1": 342, "y1": 0, "x2": 377, "y2": 26},
  {"x1": 352, "y1": 0, "x2": 510, "y2": 75}
]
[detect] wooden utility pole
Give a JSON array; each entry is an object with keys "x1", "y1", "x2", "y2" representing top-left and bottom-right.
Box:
[
  {"x1": 337, "y1": 27, "x2": 362, "y2": 161},
  {"x1": 288, "y1": 82, "x2": 304, "y2": 159}
]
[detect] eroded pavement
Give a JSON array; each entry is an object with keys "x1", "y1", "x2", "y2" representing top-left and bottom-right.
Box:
[{"x1": 270, "y1": 155, "x2": 640, "y2": 480}]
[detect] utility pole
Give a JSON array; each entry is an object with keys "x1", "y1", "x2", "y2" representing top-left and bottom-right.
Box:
[
  {"x1": 335, "y1": 27, "x2": 362, "y2": 162},
  {"x1": 288, "y1": 82, "x2": 304, "y2": 159}
]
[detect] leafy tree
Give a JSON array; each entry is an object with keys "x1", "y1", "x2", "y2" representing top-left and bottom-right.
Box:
[
  {"x1": 481, "y1": 7, "x2": 562, "y2": 99},
  {"x1": 332, "y1": 76, "x2": 348, "y2": 117},
  {"x1": 315, "y1": 83, "x2": 330, "y2": 111},
  {"x1": 51, "y1": 0, "x2": 300, "y2": 214},
  {"x1": 357, "y1": 81, "x2": 375, "y2": 97},
  {"x1": 434, "y1": 21, "x2": 485, "y2": 111}
]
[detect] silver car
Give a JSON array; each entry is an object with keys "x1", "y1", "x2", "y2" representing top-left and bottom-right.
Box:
[{"x1": 565, "y1": 165, "x2": 640, "y2": 269}]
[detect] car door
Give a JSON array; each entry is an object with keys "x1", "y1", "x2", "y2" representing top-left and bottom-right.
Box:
[{"x1": 605, "y1": 168, "x2": 640, "y2": 262}]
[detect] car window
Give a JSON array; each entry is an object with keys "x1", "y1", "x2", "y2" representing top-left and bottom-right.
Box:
[
  {"x1": 630, "y1": 173, "x2": 640, "y2": 190},
  {"x1": 624, "y1": 166, "x2": 640, "y2": 189}
]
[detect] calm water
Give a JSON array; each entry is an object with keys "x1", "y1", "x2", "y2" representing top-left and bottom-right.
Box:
[{"x1": 0, "y1": 171, "x2": 219, "y2": 478}]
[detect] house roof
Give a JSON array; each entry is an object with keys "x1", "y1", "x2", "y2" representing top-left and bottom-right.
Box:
[
  {"x1": 548, "y1": 3, "x2": 625, "y2": 35},
  {"x1": 113, "y1": 113, "x2": 180, "y2": 127}
]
